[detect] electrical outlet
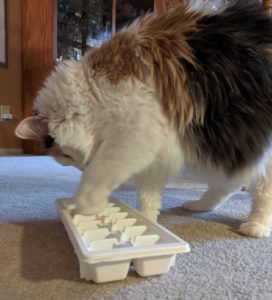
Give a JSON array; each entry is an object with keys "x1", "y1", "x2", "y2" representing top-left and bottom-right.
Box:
[{"x1": 0, "y1": 105, "x2": 13, "y2": 121}]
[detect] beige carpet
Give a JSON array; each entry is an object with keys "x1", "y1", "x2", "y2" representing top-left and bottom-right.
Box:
[{"x1": 1, "y1": 156, "x2": 272, "y2": 300}]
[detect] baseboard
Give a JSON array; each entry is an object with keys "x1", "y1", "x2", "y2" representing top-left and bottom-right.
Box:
[{"x1": 0, "y1": 148, "x2": 23, "y2": 155}]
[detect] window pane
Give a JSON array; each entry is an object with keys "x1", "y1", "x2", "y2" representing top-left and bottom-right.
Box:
[
  {"x1": 116, "y1": 0, "x2": 153, "y2": 31},
  {"x1": 57, "y1": 0, "x2": 112, "y2": 61}
]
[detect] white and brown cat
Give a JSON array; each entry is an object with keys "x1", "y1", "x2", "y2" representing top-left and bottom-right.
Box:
[{"x1": 16, "y1": 2, "x2": 272, "y2": 238}]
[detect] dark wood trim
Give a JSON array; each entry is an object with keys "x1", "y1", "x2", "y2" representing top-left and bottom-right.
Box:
[
  {"x1": 112, "y1": 0, "x2": 116, "y2": 35},
  {"x1": 154, "y1": 0, "x2": 167, "y2": 14},
  {"x1": 0, "y1": 0, "x2": 8, "y2": 68}
]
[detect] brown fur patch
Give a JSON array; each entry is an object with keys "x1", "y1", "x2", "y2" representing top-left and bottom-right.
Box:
[{"x1": 87, "y1": 5, "x2": 202, "y2": 127}]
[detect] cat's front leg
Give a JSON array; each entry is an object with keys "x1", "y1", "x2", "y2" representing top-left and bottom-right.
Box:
[
  {"x1": 137, "y1": 160, "x2": 168, "y2": 222},
  {"x1": 75, "y1": 131, "x2": 163, "y2": 215},
  {"x1": 75, "y1": 166, "x2": 110, "y2": 215},
  {"x1": 74, "y1": 157, "x2": 146, "y2": 216}
]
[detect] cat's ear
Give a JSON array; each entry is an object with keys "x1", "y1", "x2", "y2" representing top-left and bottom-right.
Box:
[{"x1": 15, "y1": 116, "x2": 48, "y2": 141}]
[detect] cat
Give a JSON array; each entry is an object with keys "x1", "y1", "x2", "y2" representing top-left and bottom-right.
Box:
[{"x1": 15, "y1": 2, "x2": 272, "y2": 238}]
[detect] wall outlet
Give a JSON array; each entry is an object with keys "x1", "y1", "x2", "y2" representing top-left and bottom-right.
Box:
[{"x1": 0, "y1": 105, "x2": 13, "y2": 121}]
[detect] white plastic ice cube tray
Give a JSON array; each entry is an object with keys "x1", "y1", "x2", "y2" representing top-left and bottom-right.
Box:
[{"x1": 56, "y1": 198, "x2": 190, "y2": 283}]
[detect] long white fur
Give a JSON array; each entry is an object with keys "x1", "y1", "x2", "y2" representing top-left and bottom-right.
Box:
[{"x1": 34, "y1": 58, "x2": 272, "y2": 238}]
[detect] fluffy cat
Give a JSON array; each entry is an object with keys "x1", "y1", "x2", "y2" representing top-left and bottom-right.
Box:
[{"x1": 15, "y1": 2, "x2": 272, "y2": 238}]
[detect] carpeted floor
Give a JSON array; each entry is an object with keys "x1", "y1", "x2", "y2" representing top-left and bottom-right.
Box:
[{"x1": 0, "y1": 156, "x2": 272, "y2": 300}]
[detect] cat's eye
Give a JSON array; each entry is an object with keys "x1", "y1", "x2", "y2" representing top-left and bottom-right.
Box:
[
  {"x1": 63, "y1": 154, "x2": 72, "y2": 159},
  {"x1": 43, "y1": 135, "x2": 55, "y2": 149}
]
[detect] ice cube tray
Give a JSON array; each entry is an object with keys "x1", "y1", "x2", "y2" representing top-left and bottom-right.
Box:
[{"x1": 56, "y1": 198, "x2": 190, "y2": 283}]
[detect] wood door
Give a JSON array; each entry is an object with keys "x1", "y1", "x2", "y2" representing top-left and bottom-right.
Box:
[{"x1": 22, "y1": 0, "x2": 56, "y2": 154}]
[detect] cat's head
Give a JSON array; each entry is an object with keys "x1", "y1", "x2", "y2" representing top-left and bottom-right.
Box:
[
  {"x1": 15, "y1": 60, "x2": 94, "y2": 170},
  {"x1": 15, "y1": 114, "x2": 88, "y2": 170}
]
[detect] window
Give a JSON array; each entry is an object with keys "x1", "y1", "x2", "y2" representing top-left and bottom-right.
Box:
[{"x1": 57, "y1": 0, "x2": 153, "y2": 61}]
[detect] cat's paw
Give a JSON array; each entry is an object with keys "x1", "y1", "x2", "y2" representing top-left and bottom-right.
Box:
[
  {"x1": 75, "y1": 198, "x2": 107, "y2": 216},
  {"x1": 141, "y1": 210, "x2": 159, "y2": 222},
  {"x1": 239, "y1": 221, "x2": 271, "y2": 238},
  {"x1": 182, "y1": 200, "x2": 214, "y2": 212}
]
